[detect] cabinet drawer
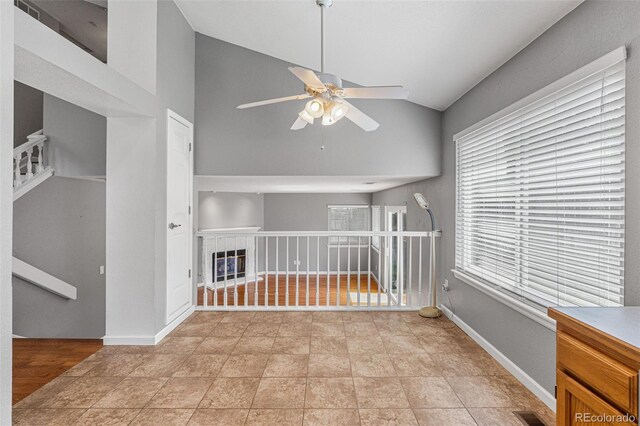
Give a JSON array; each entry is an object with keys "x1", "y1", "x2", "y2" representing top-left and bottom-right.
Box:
[
  {"x1": 557, "y1": 370, "x2": 636, "y2": 426},
  {"x1": 557, "y1": 332, "x2": 638, "y2": 417}
]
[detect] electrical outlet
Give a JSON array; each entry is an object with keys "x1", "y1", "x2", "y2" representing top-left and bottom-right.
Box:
[
  {"x1": 293, "y1": 260, "x2": 301, "y2": 266},
  {"x1": 442, "y1": 279, "x2": 449, "y2": 292},
  {"x1": 99, "y1": 265, "x2": 105, "y2": 275}
]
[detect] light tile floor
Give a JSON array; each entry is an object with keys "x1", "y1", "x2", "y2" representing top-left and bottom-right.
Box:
[{"x1": 12, "y1": 311, "x2": 555, "y2": 425}]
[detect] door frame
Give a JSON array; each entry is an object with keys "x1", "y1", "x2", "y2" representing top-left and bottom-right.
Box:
[
  {"x1": 384, "y1": 206, "x2": 406, "y2": 302},
  {"x1": 165, "y1": 109, "x2": 194, "y2": 324}
]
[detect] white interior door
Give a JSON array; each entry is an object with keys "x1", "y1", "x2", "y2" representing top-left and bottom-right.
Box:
[{"x1": 166, "y1": 110, "x2": 193, "y2": 324}]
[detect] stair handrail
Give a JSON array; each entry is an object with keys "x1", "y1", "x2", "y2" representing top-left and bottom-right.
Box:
[
  {"x1": 12, "y1": 257, "x2": 77, "y2": 300},
  {"x1": 13, "y1": 132, "x2": 46, "y2": 158}
]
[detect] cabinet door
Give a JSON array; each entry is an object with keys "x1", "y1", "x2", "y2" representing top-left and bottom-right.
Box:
[{"x1": 557, "y1": 370, "x2": 636, "y2": 426}]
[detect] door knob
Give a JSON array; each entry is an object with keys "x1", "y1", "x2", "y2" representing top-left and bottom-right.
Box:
[{"x1": 169, "y1": 222, "x2": 182, "y2": 230}]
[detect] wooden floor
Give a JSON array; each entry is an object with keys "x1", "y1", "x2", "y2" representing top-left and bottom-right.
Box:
[
  {"x1": 198, "y1": 273, "x2": 382, "y2": 307},
  {"x1": 12, "y1": 338, "x2": 103, "y2": 404}
]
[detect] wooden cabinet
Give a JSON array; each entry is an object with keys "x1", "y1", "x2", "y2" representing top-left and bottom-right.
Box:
[
  {"x1": 549, "y1": 308, "x2": 640, "y2": 426},
  {"x1": 558, "y1": 370, "x2": 635, "y2": 426}
]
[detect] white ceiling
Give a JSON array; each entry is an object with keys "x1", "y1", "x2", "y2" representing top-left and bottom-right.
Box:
[
  {"x1": 176, "y1": 0, "x2": 581, "y2": 110},
  {"x1": 195, "y1": 176, "x2": 427, "y2": 194}
]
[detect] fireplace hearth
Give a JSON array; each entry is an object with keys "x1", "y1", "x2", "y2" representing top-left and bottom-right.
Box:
[{"x1": 214, "y1": 249, "x2": 246, "y2": 282}]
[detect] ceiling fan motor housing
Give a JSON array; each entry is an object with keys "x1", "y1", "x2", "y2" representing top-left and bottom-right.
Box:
[{"x1": 306, "y1": 73, "x2": 343, "y2": 96}]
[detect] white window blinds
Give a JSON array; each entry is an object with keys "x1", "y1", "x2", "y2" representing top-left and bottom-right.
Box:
[
  {"x1": 328, "y1": 205, "x2": 370, "y2": 245},
  {"x1": 455, "y1": 56, "x2": 625, "y2": 308}
]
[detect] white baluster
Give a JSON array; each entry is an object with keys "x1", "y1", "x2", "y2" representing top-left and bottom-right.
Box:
[
  {"x1": 37, "y1": 142, "x2": 44, "y2": 173},
  {"x1": 14, "y1": 154, "x2": 22, "y2": 187},
  {"x1": 25, "y1": 147, "x2": 34, "y2": 179}
]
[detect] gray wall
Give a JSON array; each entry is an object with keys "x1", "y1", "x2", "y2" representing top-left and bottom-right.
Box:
[
  {"x1": 13, "y1": 81, "x2": 42, "y2": 147},
  {"x1": 264, "y1": 193, "x2": 371, "y2": 232},
  {"x1": 372, "y1": 0, "x2": 640, "y2": 394},
  {"x1": 155, "y1": 0, "x2": 195, "y2": 332},
  {"x1": 156, "y1": 0, "x2": 195, "y2": 123},
  {"x1": 194, "y1": 34, "x2": 441, "y2": 178},
  {"x1": 43, "y1": 94, "x2": 106, "y2": 177},
  {"x1": 199, "y1": 192, "x2": 264, "y2": 230},
  {"x1": 264, "y1": 193, "x2": 372, "y2": 272},
  {"x1": 12, "y1": 177, "x2": 105, "y2": 338}
]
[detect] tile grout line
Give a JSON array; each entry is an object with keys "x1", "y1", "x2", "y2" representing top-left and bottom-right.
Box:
[{"x1": 14, "y1": 311, "x2": 548, "y2": 425}]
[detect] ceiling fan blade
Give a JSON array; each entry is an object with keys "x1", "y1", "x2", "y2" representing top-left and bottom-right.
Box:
[
  {"x1": 288, "y1": 67, "x2": 326, "y2": 91},
  {"x1": 341, "y1": 100, "x2": 379, "y2": 132},
  {"x1": 290, "y1": 116, "x2": 309, "y2": 130},
  {"x1": 341, "y1": 86, "x2": 408, "y2": 100},
  {"x1": 237, "y1": 94, "x2": 310, "y2": 109}
]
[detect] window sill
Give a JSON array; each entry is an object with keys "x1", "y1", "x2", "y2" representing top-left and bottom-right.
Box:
[{"x1": 451, "y1": 269, "x2": 556, "y2": 332}]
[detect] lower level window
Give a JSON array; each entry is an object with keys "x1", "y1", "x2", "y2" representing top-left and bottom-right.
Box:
[{"x1": 328, "y1": 205, "x2": 370, "y2": 246}]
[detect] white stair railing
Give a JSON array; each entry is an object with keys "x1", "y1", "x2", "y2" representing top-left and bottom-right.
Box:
[
  {"x1": 13, "y1": 130, "x2": 54, "y2": 201},
  {"x1": 196, "y1": 231, "x2": 440, "y2": 311},
  {"x1": 12, "y1": 257, "x2": 77, "y2": 300}
]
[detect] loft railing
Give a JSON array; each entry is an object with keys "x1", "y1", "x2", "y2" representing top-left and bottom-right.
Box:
[{"x1": 196, "y1": 231, "x2": 440, "y2": 310}]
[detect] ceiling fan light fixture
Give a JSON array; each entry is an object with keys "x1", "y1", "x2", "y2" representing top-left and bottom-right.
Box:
[
  {"x1": 322, "y1": 111, "x2": 336, "y2": 126},
  {"x1": 298, "y1": 109, "x2": 314, "y2": 124},
  {"x1": 305, "y1": 99, "x2": 324, "y2": 118},
  {"x1": 330, "y1": 101, "x2": 348, "y2": 121},
  {"x1": 235, "y1": 0, "x2": 407, "y2": 132}
]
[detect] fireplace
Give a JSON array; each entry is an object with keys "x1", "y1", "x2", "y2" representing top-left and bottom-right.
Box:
[{"x1": 214, "y1": 249, "x2": 246, "y2": 282}]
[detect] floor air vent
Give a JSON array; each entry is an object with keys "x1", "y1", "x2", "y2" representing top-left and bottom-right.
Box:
[{"x1": 513, "y1": 411, "x2": 547, "y2": 426}]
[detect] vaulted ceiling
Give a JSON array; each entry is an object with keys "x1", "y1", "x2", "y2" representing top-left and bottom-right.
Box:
[{"x1": 175, "y1": 0, "x2": 581, "y2": 111}]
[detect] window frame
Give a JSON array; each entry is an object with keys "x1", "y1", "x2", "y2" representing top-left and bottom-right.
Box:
[
  {"x1": 327, "y1": 204, "x2": 371, "y2": 248},
  {"x1": 371, "y1": 206, "x2": 381, "y2": 251},
  {"x1": 452, "y1": 47, "x2": 627, "y2": 328}
]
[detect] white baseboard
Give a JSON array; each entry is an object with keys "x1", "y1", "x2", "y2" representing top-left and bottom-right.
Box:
[
  {"x1": 103, "y1": 305, "x2": 195, "y2": 346},
  {"x1": 440, "y1": 305, "x2": 556, "y2": 411},
  {"x1": 154, "y1": 306, "x2": 195, "y2": 344},
  {"x1": 102, "y1": 335, "x2": 156, "y2": 346}
]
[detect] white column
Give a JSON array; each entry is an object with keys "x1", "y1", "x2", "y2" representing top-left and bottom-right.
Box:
[
  {"x1": 105, "y1": 118, "x2": 157, "y2": 342},
  {"x1": 0, "y1": 1, "x2": 15, "y2": 423}
]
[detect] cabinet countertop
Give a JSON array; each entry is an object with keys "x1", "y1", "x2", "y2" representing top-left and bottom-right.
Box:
[{"x1": 549, "y1": 307, "x2": 640, "y2": 353}]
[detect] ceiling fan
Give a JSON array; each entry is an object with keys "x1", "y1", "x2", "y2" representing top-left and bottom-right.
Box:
[{"x1": 237, "y1": 0, "x2": 409, "y2": 132}]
